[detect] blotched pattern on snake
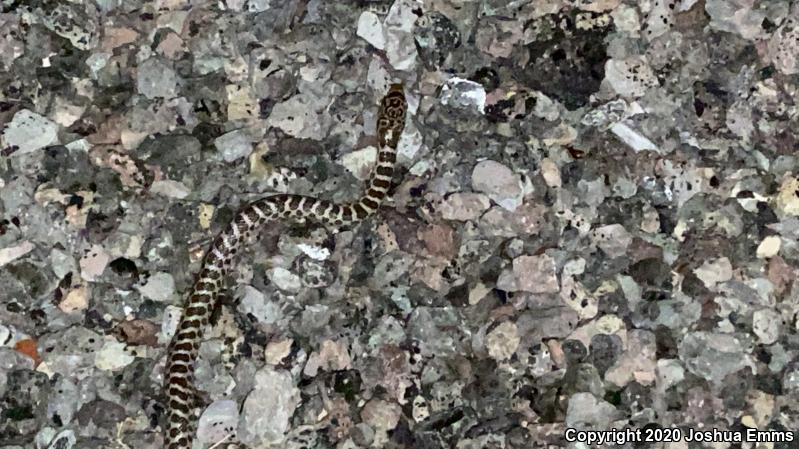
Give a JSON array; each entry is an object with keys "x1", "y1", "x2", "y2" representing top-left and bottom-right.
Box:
[{"x1": 164, "y1": 84, "x2": 407, "y2": 449}]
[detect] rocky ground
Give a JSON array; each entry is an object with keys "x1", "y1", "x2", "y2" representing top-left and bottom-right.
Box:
[{"x1": 1, "y1": 0, "x2": 799, "y2": 448}]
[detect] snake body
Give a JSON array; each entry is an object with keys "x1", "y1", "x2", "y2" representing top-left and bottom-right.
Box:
[{"x1": 164, "y1": 84, "x2": 407, "y2": 449}]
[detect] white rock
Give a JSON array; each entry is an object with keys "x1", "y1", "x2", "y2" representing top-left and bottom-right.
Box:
[
  {"x1": 361, "y1": 399, "x2": 402, "y2": 431},
  {"x1": 296, "y1": 243, "x2": 331, "y2": 261},
  {"x1": 611, "y1": 122, "x2": 658, "y2": 153},
  {"x1": 775, "y1": 176, "x2": 799, "y2": 216},
  {"x1": 240, "y1": 368, "x2": 301, "y2": 446},
  {"x1": 486, "y1": 321, "x2": 520, "y2": 361},
  {"x1": 214, "y1": 129, "x2": 253, "y2": 163},
  {"x1": 197, "y1": 400, "x2": 239, "y2": 447},
  {"x1": 268, "y1": 267, "x2": 301, "y2": 293},
  {"x1": 383, "y1": 0, "x2": 417, "y2": 70},
  {"x1": 440, "y1": 78, "x2": 486, "y2": 113},
  {"x1": 95, "y1": 337, "x2": 135, "y2": 371},
  {"x1": 238, "y1": 286, "x2": 282, "y2": 325},
  {"x1": 642, "y1": 0, "x2": 675, "y2": 40},
  {"x1": 357, "y1": 11, "x2": 385, "y2": 50},
  {"x1": 604, "y1": 57, "x2": 658, "y2": 98},
  {"x1": 49, "y1": 248, "x2": 76, "y2": 278},
  {"x1": 1, "y1": 110, "x2": 59, "y2": 155},
  {"x1": 693, "y1": 257, "x2": 732, "y2": 288},
  {"x1": 0, "y1": 241, "x2": 34, "y2": 267},
  {"x1": 471, "y1": 160, "x2": 523, "y2": 212},
  {"x1": 79, "y1": 244, "x2": 110, "y2": 282},
  {"x1": 752, "y1": 309, "x2": 781, "y2": 345},
  {"x1": 756, "y1": 236, "x2": 781, "y2": 258},
  {"x1": 656, "y1": 359, "x2": 685, "y2": 390},
  {"x1": 769, "y1": 9, "x2": 799, "y2": 74},
  {"x1": 610, "y1": 4, "x2": 641, "y2": 35},
  {"x1": 540, "y1": 158, "x2": 561, "y2": 188},
  {"x1": 303, "y1": 340, "x2": 352, "y2": 376},
  {"x1": 396, "y1": 121, "x2": 422, "y2": 162},
  {"x1": 438, "y1": 193, "x2": 491, "y2": 221},
  {"x1": 137, "y1": 272, "x2": 176, "y2": 302},
  {"x1": 565, "y1": 393, "x2": 618, "y2": 428},
  {"x1": 150, "y1": 180, "x2": 191, "y2": 199},
  {"x1": 0, "y1": 324, "x2": 10, "y2": 347},
  {"x1": 160, "y1": 305, "x2": 183, "y2": 343},
  {"x1": 706, "y1": 0, "x2": 767, "y2": 40},
  {"x1": 246, "y1": 0, "x2": 270, "y2": 12},
  {"x1": 267, "y1": 93, "x2": 326, "y2": 140},
  {"x1": 59, "y1": 286, "x2": 89, "y2": 314},
  {"x1": 264, "y1": 338, "x2": 293, "y2": 365},
  {"x1": 341, "y1": 146, "x2": 377, "y2": 181},
  {"x1": 137, "y1": 57, "x2": 178, "y2": 99},
  {"x1": 605, "y1": 330, "x2": 657, "y2": 387},
  {"x1": 591, "y1": 224, "x2": 632, "y2": 258}
]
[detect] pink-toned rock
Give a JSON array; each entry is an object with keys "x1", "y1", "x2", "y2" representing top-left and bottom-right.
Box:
[
  {"x1": 438, "y1": 193, "x2": 490, "y2": 221},
  {"x1": 418, "y1": 223, "x2": 457, "y2": 259},
  {"x1": 505, "y1": 254, "x2": 559, "y2": 293}
]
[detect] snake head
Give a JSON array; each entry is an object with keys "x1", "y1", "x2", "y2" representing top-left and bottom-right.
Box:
[{"x1": 388, "y1": 83, "x2": 404, "y2": 94}]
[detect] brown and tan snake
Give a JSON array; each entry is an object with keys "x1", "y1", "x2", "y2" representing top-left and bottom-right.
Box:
[{"x1": 164, "y1": 84, "x2": 407, "y2": 449}]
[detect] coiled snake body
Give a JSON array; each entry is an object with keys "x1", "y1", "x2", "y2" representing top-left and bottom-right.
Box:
[{"x1": 164, "y1": 85, "x2": 407, "y2": 449}]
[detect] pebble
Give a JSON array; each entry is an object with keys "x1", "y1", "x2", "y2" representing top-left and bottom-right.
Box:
[
  {"x1": 440, "y1": 78, "x2": 486, "y2": 113},
  {"x1": 45, "y1": 429, "x2": 76, "y2": 449},
  {"x1": 238, "y1": 286, "x2": 282, "y2": 325},
  {"x1": 1, "y1": 110, "x2": 60, "y2": 155},
  {"x1": 136, "y1": 57, "x2": 179, "y2": 99},
  {"x1": 604, "y1": 57, "x2": 658, "y2": 98},
  {"x1": 498, "y1": 254, "x2": 560, "y2": 293},
  {"x1": 264, "y1": 338, "x2": 293, "y2": 365},
  {"x1": 756, "y1": 235, "x2": 781, "y2": 258},
  {"x1": 357, "y1": 11, "x2": 385, "y2": 50},
  {"x1": 610, "y1": 122, "x2": 659, "y2": 153},
  {"x1": 605, "y1": 329, "x2": 657, "y2": 387},
  {"x1": 268, "y1": 267, "x2": 302, "y2": 293},
  {"x1": 239, "y1": 368, "x2": 301, "y2": 446},
  {"x1": 383, "y1": 0, "x2": 417, "y2": 70},
  {"x1": 438, "y1": 193, "x2": 491, "y2": 221},
  {"x1": 267, "y1": 93, "x2": 327, "y2": 140},
  {"x1": 214, "y1": 129, "x2": 253, "y2": 163},
  {"x1": 540, "y1": 158, "x2": 562, "y2": 188},
  {"x1": 679, "y1": 332, "x2": 751, "y2": 382},
  {"x1": 752, "y1": 309, "x2": 781, "y2": 345},
  {"x1": 79, "y1": 244, "x2": 110, "y2": 282},
  {"x1": 705, "y1": 0, "x2": 767, "y2": 40},
  {"x1": 692, "y1": 257, "x2": 732, "y2": 288},
  {"x1": 58, "y1": 285, "x2": 89, "y2": 314},
  {"x1": 360, "y1": 398, "x2": 401, "y2": 431},
  {"x1": 303, "y1": 340, "x2": 352, "y2": 376},
  {"x1": 116, "y1": 319, "x2": 159, "y2": 347},
  {"x1": 768, "y1": 7, "x2": 799, "y2": 74},
  {"x1": 49, "y1": 248, "x2": 77, "y2": 278},
  {"x1": 565, "y1": 392, "x2": 618, "y2": 428},
  {"x1": 471, "y1": 160, "x2": 523, "y2": 212},
  {"x1": 150, "y1": 179, "x2": 191, "y2": 199},
  {"x1": 137, "y1": 271, "x2": 176, "y2": 302},
  {"x1": 0, "y1": 241, "x2": 34, "y2": 267},
  {"x1": 775, "y1": 176, "x2": 799, "y2": 216},
  {"x1": 341, "y1": 146, "x2": 377, "y2": 181},
  {"x1": 197, "y1": 400, "x2": 239, "y2": 447},
  {"x1": 94, "y1": 337, "x2": 135, "y2": 371},
  {"x1": 591, "y1": 224, "x2": 632, "y2": 258},
  {"x1": 485, "y1": 321, "x2": 520, "y2": 361}
]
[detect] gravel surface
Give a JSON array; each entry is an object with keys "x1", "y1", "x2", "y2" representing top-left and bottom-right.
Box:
[{"x1": 1, "y1": 1, "x2": 799, "y2": 448}]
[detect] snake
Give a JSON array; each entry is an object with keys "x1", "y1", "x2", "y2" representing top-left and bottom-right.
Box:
[{"x1": 164, "y1": 84, "x2": 407, "y2": 449}]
